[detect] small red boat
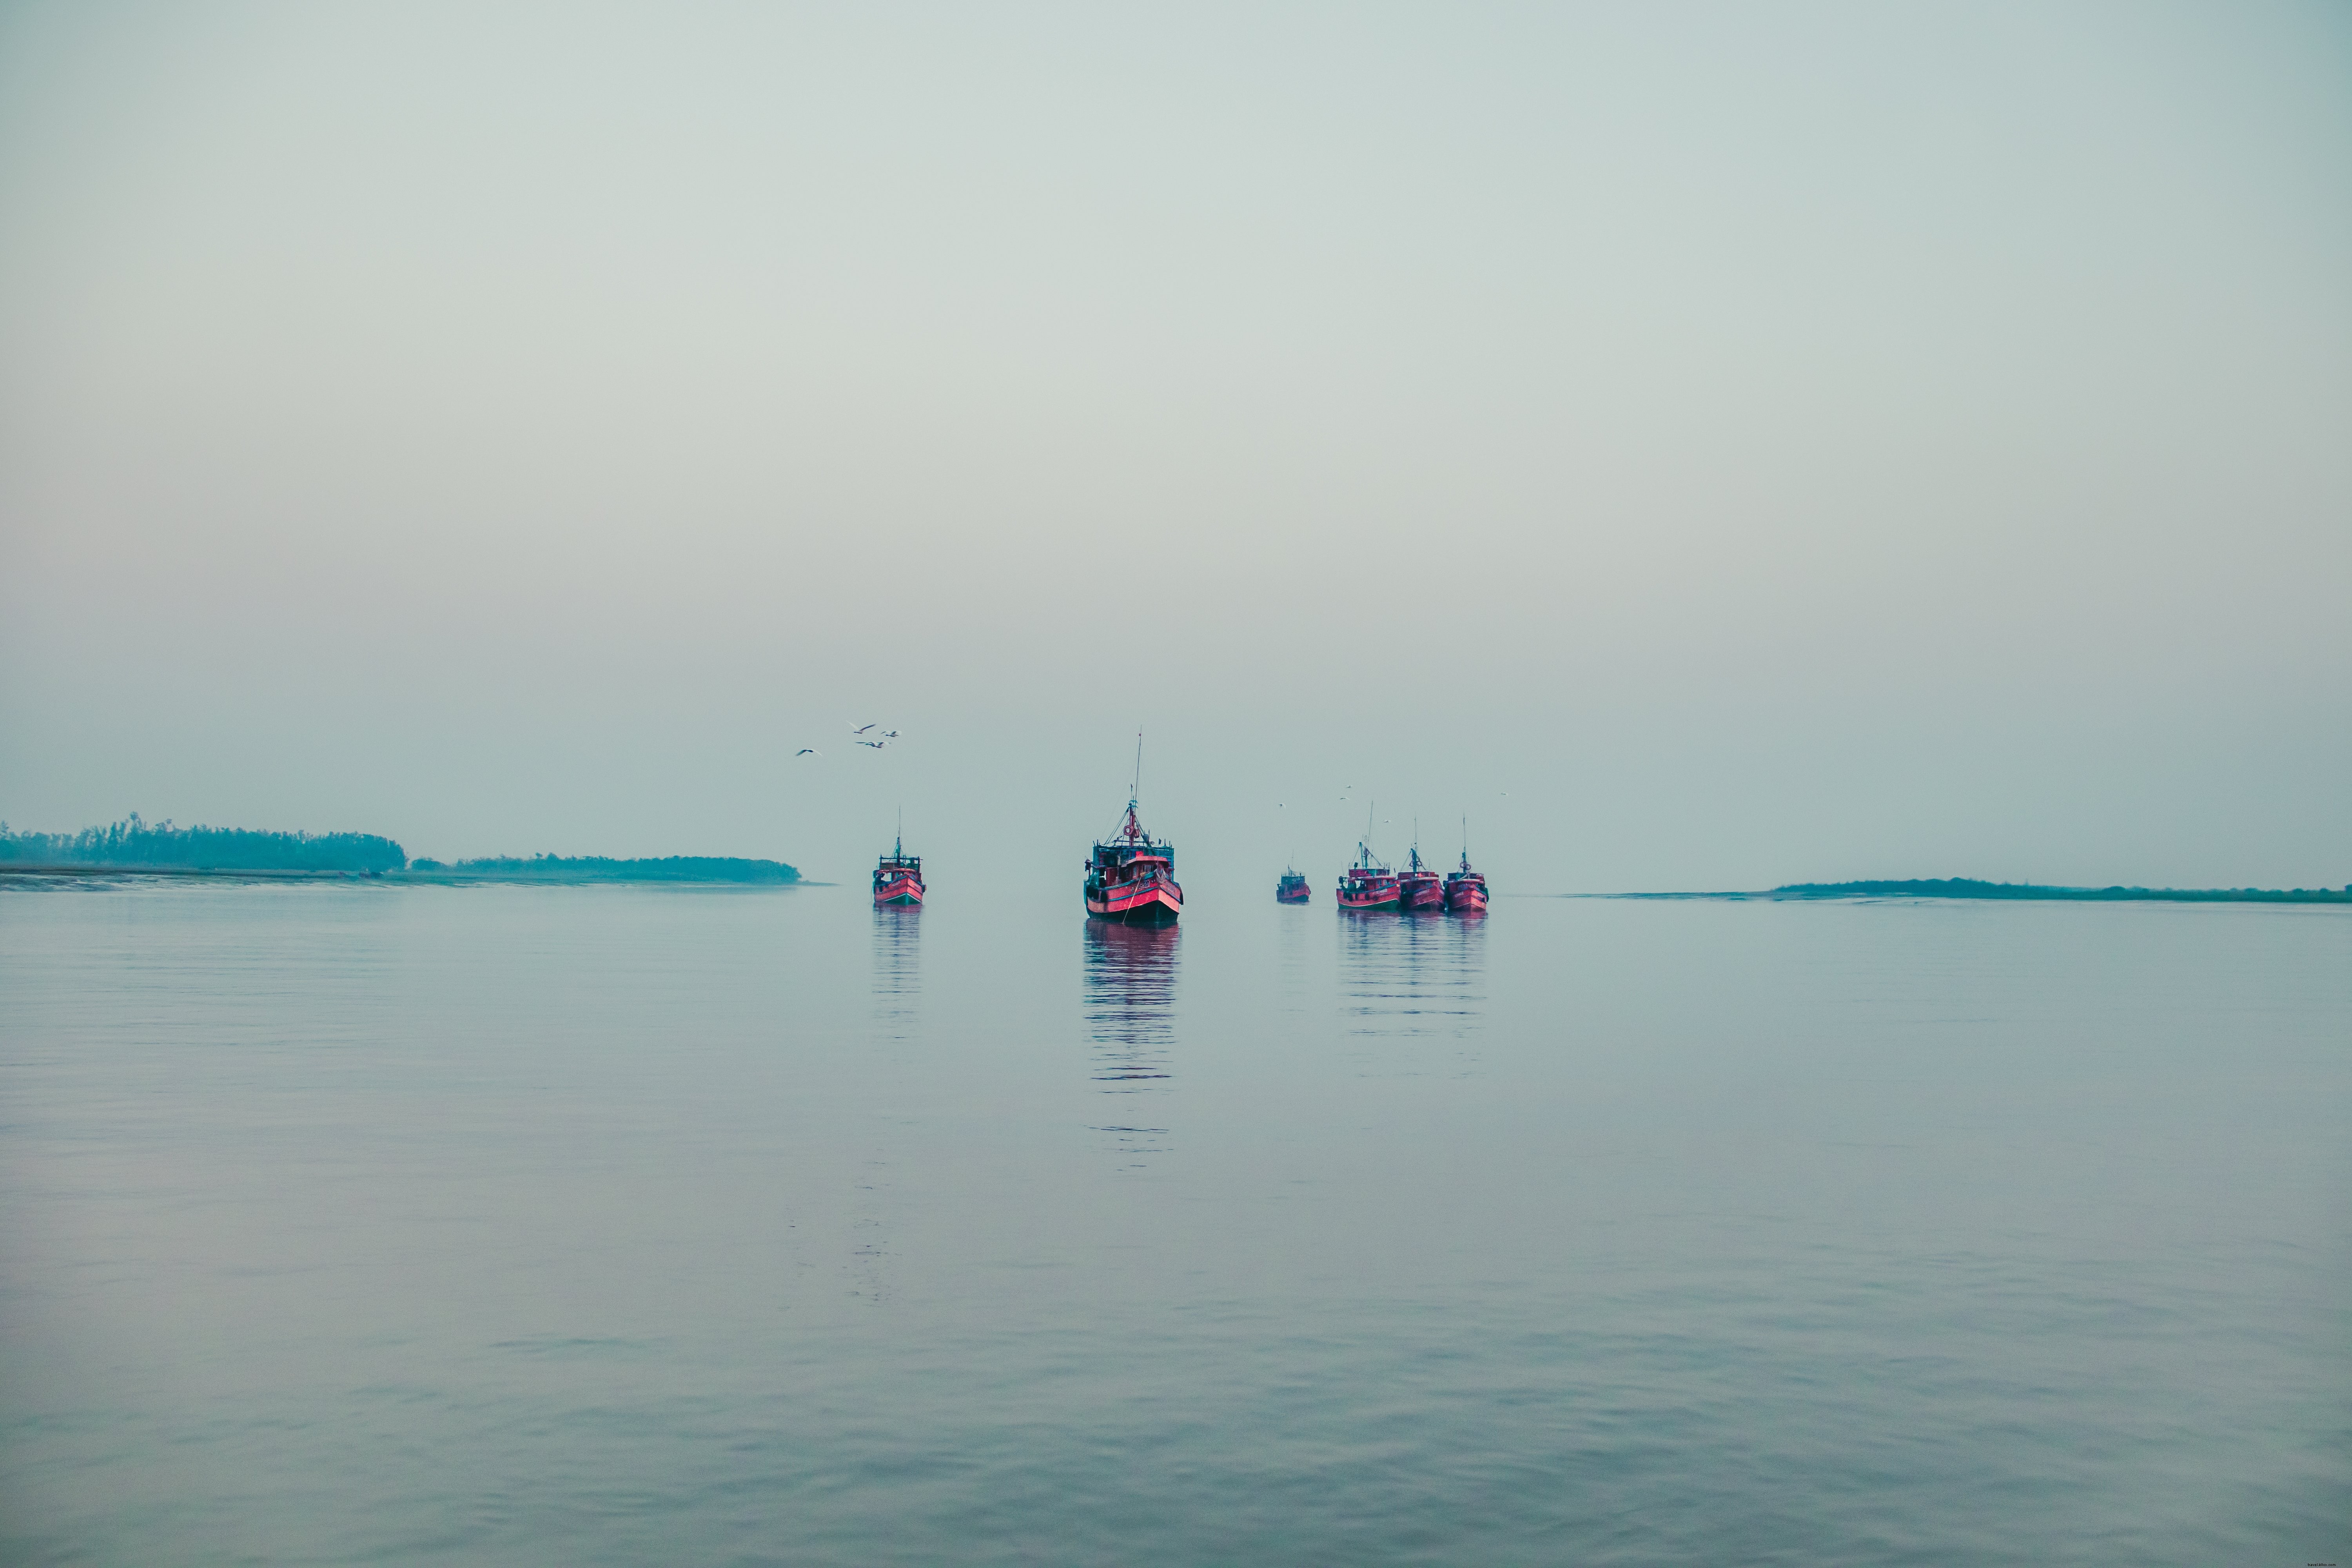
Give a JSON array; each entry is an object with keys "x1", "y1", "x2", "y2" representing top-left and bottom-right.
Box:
[
  {"x1": 1335, "y1": 838, "x2": 1400, "y2": 911},
  {"x1": 872, "y1": 831, "x2": 923, "y2": 906},
  {"x1": 1085, "y1": 757, "x2": 1181, "y2": 924},
  {"x1": 1397, "y1": 842, "x2": 1444, "y2": 912},
  {"x1": 1276, "y1": 869, "x2": 1311, "y2": 904},
  {"x1": 1444, "y1": 844, "x2": 1488, "y2": 914}
]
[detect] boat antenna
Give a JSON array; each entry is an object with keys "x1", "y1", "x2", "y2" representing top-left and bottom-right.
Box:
[{"x1": 896, "y1": 804, "x2": 902, "y2": 860}]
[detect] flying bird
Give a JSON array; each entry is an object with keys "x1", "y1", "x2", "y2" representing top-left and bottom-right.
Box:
[
  {"x1": 857, "y1": 740, "x2": 887, "y2": 749},
  {"x1": 795, "y1": 748, "x2": 819, "y2": 757},
  {"x1": 850, "y1": 723, "x2": 877, "y2": 734},
  {"x1": 880, "y1": 730, "x2": 899, "y2": 738}
]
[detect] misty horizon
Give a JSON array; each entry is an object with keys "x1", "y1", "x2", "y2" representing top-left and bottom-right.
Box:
[{"x1": 3, "y1": 2, "x2": 2346, "y2": 891}]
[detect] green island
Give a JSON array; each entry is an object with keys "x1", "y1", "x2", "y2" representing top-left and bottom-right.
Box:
[
  {"x1": 0, "y1": 817, "x2": 799, "y2": 884},
  {"x1": 1623, "y1": 878, "x2": 2350, "y2": 904}
]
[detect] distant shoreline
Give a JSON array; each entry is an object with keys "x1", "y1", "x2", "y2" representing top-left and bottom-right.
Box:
[
  {"x1": 2, "y1": 863, "x2": 372, "y2": 882},
  {"x1": 2, "y1": 819, "x2": 800, "y2": 884},
  {"x1": 2, "y1": 860, "x2": 806, "y2": 887},
  {"x1": 1606, "y1": 878, "x2": 2351, "y2": 905},
  {"x1": 398, "y1": 855, "x2": 800, "y2": 885}
]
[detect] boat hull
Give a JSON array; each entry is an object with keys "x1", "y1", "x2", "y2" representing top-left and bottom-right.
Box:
[
  {"x1": 1276, "y1": 889, "x2": 1311, "y2": 904},
  {"x1": 1337, "y1": 891, "x2": 1401, "y2": 911},
  {"x1": 1087, "y1": 869, "x2": 1182, "y2": 924},
  {"x1": 873, "y1": 873, "x2": 924, "y2": 906},
  {"x1": 1398, "y1": 873, "x2": 1444, "y2": 911},
  {"x1": 1087, "y1": 884, "x2": 1182, "y2": 924},
  {"x1": 1444, "y1": 877, "x2": 1487, "y2": 913}
]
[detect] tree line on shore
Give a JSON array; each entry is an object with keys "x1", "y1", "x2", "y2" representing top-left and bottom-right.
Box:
[
  {"x1": 0, "y1": 815, "x2": 407, "y2": 874},
  {"x1": 0, "y1": 817, "x2": 800, "y2": 882}
]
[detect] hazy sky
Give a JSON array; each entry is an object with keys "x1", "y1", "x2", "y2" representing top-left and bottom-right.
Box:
[{"x1": 2, "y1": 1, "x2": 2346, "y2": 892}]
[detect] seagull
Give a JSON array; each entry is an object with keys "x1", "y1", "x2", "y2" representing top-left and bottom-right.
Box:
[
  {"x1": 795, "y1": 748, "x2": 819, "y2": 757},
  {"x1": 857, "y1": 740, "x2": 886, "y2": 749},
  {"x1": 851, "y1": 723, "x2": 877, "y2": 735},
  {"x1": 880, "y1": 730, "x2": 899, "y2": 738}
]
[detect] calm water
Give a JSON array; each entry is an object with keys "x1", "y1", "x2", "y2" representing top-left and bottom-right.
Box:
[{"x1": 2, "y1": 879, "x2": 2345, "y2": 1564}]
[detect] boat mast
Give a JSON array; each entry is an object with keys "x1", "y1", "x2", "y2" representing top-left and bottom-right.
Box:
[{"x1": 1123, "y1": 731, "x2": 1145, "y2": 843}]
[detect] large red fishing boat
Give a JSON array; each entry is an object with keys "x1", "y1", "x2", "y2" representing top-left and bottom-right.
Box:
[
  {"x1": 1335, "y1": 839, "x2": 1401, "y2": 911},
  {"x1": 1085, "y1": 746, "x2": 1182, "y2": 924},
  {"x1": 1276, "y1": 869, "x2": 1311, "y2": 904},
  {"x1": 1085, "y1": 802, "x2": 1181, "y2": 924},
  {"x1": 1443, "y1": 837, "x2": 1488, "y2": 914},
  {"x1": 872, "y1": 832, "x2": 923, "y2": 906},
  {"x1": 1397, "y1": 842, "x2": 1444, "y2": 911}
]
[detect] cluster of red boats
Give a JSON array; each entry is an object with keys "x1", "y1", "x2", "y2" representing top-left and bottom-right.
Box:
[
  {"x1": 873, "y1": 789, "x2": 1489, "y2": 922},
  {"x1": 1276, "y1": 839, "x2": 1487, "y2": 914}
]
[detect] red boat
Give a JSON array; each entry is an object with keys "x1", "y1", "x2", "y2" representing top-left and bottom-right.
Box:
[
  {"x1": 1085, "y1": 776, "x2": 1182, "y2": 924},
  {"x1": 1335, "y1": 838, "x2": 1400, "y2": 911},
  {"x1": 1397, "y1": 842, "x2": 1444, "y2": 912},
  {"x1": 1276, "y1": 869, "x2": 1311, "y2": 904},
  {"x1": 1444, "y1": 846, "x2": 1488, "y2": 914},
  {"x1": 872, "y1": 832, "x2": 923, "y2": 906}
]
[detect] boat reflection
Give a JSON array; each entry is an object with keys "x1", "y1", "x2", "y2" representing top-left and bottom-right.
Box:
[
  {"x1": 870, "y1": 904, "x2": 922, "y2": 1042},
  {"x1": 1276, "y1": 888, "x2": 1314, "y2": 1015},
  {"x1": 1336, "y1": 908, "x2": 1487, "y2": 1071},
  {"x1": 1082, "y1": 920, "x2": 1179, "y2": 1168}
]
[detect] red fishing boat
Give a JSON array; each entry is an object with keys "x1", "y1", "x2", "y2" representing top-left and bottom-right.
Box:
[
  {"x1": 1335, "y1": 838, "x2": 1400, "y2": 911},
  {"x1": 1085, "y1": 744, "x2": 1181, "y2": 925},
  {"x1": 1444, "y1": 831, "x2": 1488, "y2": 914},
  {"x1": 1276, "y1": 869, "x2": 1311, "y2": 903},
  {"x1": 1086, "y1": 802, "x2": 1181, "y2": 924},
  {"x1": 1397, "y1": 842, "x2": 1444, "y2": 912},
  {"x1": 872, "y1": 831, "x2": 923, "y2": 906}
]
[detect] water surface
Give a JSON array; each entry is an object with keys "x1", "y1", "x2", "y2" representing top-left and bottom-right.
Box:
[{"x1": 2, "y1": 881, "x2": 2345, "y2": 1564}]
